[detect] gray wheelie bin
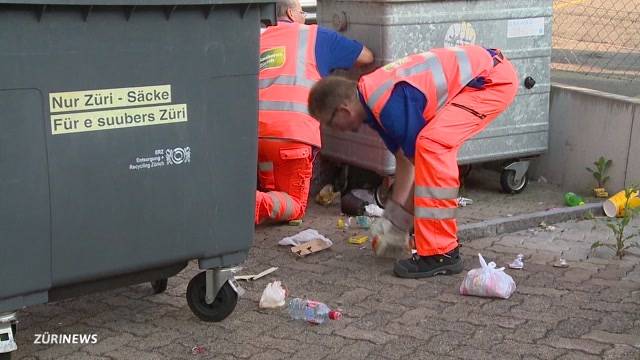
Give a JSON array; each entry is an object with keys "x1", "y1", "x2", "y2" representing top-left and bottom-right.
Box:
[
  {"x1": 318, "y1": 0, "x2": 551, "y2": 194},
  {"x1": 0, "y1": 0, "x2": 274, "y2": 357}
]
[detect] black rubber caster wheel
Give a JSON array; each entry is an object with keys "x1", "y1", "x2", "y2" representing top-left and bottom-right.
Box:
[
  {"x1": 500, "y1": 169, "x2": 528, "y2": 194},
  {"x1": 186, "y1": 272, "x2": 238, "y2": 322},
  {"x1": 150, "y1": 278, "x2": 168, "y2": 294},
  {"x1": 374, "y1": 183, "x2": 393, "y2": 208},
  {"x1": 459, "y1": 164, "x2": 473, "y2": 179}
]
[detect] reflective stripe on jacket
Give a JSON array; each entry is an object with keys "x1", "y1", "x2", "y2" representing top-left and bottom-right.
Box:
[{"x1": 358, "y1": 45, "x2": 494, "y2": 129}]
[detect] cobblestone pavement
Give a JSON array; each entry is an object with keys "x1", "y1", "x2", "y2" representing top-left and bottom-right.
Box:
[{"x1": 9, "y1": 194, "x2": 640, "y2": 359}]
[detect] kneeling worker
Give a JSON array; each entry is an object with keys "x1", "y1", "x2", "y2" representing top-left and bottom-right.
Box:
[{"x1": 256, "y1": 0, "x2": 373, "y2": 224}]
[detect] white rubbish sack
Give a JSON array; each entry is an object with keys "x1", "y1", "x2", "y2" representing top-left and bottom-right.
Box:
[
  {"x1": 259, "y1": 281, "x2": 287, "y2": 308},
  {"x1": 365, "y1": 203, "x2": 384, "y2": 217},
  {"x1": 460, "y1": 254, "x2": 516, "y2": 299},
  {"x1": 278, "y1": 229, "x2": 333, "y2": 247}
]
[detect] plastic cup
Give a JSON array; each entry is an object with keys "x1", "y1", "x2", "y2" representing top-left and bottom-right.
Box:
[{"x1": 603, "y1": 190, "x2": 640, "y2": 217}]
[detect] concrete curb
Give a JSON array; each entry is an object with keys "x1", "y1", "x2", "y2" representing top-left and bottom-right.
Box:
[{"x1": 458, "y1": 202, "x2": 604, "y2": 242}]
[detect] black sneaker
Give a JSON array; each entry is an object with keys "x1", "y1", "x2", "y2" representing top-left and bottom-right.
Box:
[{"x1": 393, "y1": 247, "x2": 463, "y2": 278}]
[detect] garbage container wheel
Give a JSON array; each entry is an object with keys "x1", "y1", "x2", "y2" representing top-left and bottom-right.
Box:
[
  {"x1": 333, "y1": 165, "x2": 350, "y2": 194},
  {"x1": 0, "y1": 324, "x2": 16, "y2": 360},
  {"x1": 374, "y1": 183, "x2": 393, "y2": 208},
  {"x1": 186, "y1": 272, "x2": 238, "y2": 322},
  {"x1": 150, "y1": 278, "x2": 168, "y2": 294},
  {"x1": 500, "y1": 169, "x2": 528, "y2": 194}
]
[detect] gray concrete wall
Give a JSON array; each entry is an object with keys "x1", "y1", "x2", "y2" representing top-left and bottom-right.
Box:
[{"x1": 532, "y1": 84, "x2": 640, "y2": 194}]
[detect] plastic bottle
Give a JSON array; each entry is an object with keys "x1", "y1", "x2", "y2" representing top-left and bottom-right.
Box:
[
  {"x1": 347, "y1": 215, "x2": 372, "y2": 229},
  {"x1": 287, "y1": 298, "x2": 342, "y2": 324},
  {"x1": 564, "y1": 192, "x2": 585, "y2": 207}
]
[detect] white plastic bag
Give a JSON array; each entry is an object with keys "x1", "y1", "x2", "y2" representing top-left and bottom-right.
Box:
[
  {"x1": 460, "y1": 254, "x2": 516, "y2": 299},
  {"x1": 278, "y1": 229, "x2": 333, "y2": 247},
  {"x1": 365, "y1": 203, "x2": 384, "y2": 217},
  {"x1": 259, "y1": 281, "x2": 286, "y2": 308}
]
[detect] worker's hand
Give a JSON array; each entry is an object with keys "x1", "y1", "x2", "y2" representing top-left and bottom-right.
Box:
[
  {"x1": 383, "y1": 199, "x2": 413, "y2": 232},
  {"x1": 370, "y1": 217, "x2": 410, "y2": 258}
]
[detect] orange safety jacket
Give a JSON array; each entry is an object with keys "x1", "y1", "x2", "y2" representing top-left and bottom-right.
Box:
[
  {"x1": 358, "y1": 45, "x2": 495, "y2": 128},
  {"x1": 259, "y1": 22, "x2": 322, "y2": 147}
]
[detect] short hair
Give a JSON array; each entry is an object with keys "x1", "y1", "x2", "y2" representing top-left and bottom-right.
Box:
[
  {"x1": 276, "y1": 0, "x2": 297, "y2": 18},
  {"x1": 308, "y1": 76, "x2": 358, "y2": 123}
]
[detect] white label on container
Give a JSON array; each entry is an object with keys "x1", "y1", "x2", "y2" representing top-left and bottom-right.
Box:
[
  {"x1": 129, "y1": 146, "x2": 191, "y2": 171},
  {"x1": 507, "y1": 17, "x2": 545, "y2": 38}
]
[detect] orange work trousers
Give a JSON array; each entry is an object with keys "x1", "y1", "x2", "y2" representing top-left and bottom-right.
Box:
[
  {"x1": 255, "y1": 139, "x2": 314, "y2": 224},
  {"x1": 414, "y1": 57, "x2": 519, "y2": 256}
]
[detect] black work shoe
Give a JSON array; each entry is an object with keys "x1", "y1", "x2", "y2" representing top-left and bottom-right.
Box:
[{"x1": 393, "y1": 247, "x2": 463, "y2": 279}]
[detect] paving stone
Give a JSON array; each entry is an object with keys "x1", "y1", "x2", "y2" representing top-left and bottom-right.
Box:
[
  {"x1": 516, "y1": 286, "x2": 568, "y2": 297},
  {"x1": 248, "y1": 349, "x2": 289, "y2": 360},
  {"x1": 287, "y1": 345, "x2": 329, "y2": 360},
  {"x1": 539, "y1": 336, "x2": 612, "y2": 354},
  {"x1": 593, "y1": 266, "x2": 633, "y2": 280},
  {"x1": 324, "y1": 341, "x2": 375, "y2": 360},
  {"x1": 556, "y1": 352, "x2": 602, "y2": 360},
  {"x1": 379, "y1": 337, "x2": 421, "y2": 359},
  {"x1": 425, "y1": 332, "x2": 464, "y2": 355},
  {"x1": 392, "y1": 307, "x2": 439, "y2": 326},
  {"x1": 594, "y1": 312, "x2": 640, "y2": 334},
  {"x1": 338, "y1": 288, "x2": 375, "y2": 304},
  {"x1": 33, "y1": 344, "x2": 85, "y2": 360},
  {"x1": 464, "y1": 326, "x2": 506, "y2": 350},
  {"x1": 491, "y1": 339, "x2": 568, "y2": 359},
  {"x1": 105, "y1": 346, "x2": 164, "y2": 360},
  {"x1": 83, "y1": 333, "x2": 136, "y2": 355},
  {"x1": 602, "y1": 344, "x2": 640, "y2": 360},
  {"x1": 334, "y1": 325, "x2": 398, "y2": 345},
  {"x1": 582, "y1": 330, "x2": 640, "y2": 347},
  {"x1": 382, "y1": 322, "x2": 440, "y2": 342},
  {"x1": 549, "y1": 317, "x2": 599, "y2": 338},
  {"x1": 454, "y1": 346, "x2": 512, "y2": 360},
  {"x1": 562, "y1": 268, "x2": 596, "y2": 282},
  {"x1": 503, "y1": 324, "x2": 549, "y2": 344}
]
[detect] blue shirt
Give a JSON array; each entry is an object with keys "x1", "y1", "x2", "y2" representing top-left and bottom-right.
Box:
[
  {"x1": 361, "y1": 82, "x2": 427, "y2": 158},
  {"x1": 273, "y1": 21, "x2": 364, "y2": 76},
  {"x1": 315, "y1": 27, "x2": 364, "y2": 77}
]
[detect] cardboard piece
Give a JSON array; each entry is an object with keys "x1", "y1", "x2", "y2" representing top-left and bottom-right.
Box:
[
  {"x1": 291, "y1": 239, "x2": 332, "y2": 257},
  {"x1": 235, "y1": 267, "x2": 279, "y2": 281}
]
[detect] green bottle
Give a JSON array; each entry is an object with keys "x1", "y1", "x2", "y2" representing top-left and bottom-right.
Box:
[{"x1": 564, "y1": 192, "x2": 585, "y2": 207}]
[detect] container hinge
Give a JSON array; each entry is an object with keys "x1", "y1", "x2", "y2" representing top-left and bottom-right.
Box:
[
  {"x1": 203, "y1": 4, "x2": 215, "y2": 19},
  {"x1": 241, "y1": 3, "x2": 252, "y2": 18},
  {"x1": 124, "y1": 5, "x2": 136, "y2": 21},
  {"x1": 36, "y1": 4, "x2": 47, "y2": 22},
  {"x1": 164, "y1": 5, "x2": 177, "y2": 20},
  {"x1": 82, "y1": 5, "x2": 93, "y2": 22}
]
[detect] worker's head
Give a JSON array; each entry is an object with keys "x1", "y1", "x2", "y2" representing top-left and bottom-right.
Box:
[
  {"x1": 308, "y1": 76, "x2": 364, "y2": 132},
  {"x1": 276, "y1": 0, "x2": 306, "y2": 24}
]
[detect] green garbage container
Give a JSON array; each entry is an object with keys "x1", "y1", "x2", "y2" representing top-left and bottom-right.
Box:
[{"x1": 0, "y1": 0, "x2": 274, "y2": 356}]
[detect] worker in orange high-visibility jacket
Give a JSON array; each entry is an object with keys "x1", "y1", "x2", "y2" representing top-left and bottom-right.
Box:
[
  {"x1": 308, "y1": 45, "x2": 518, "y2": 278},
  {"x1": 256, "y1": 0, "x2": 373, "y2": 225}
]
